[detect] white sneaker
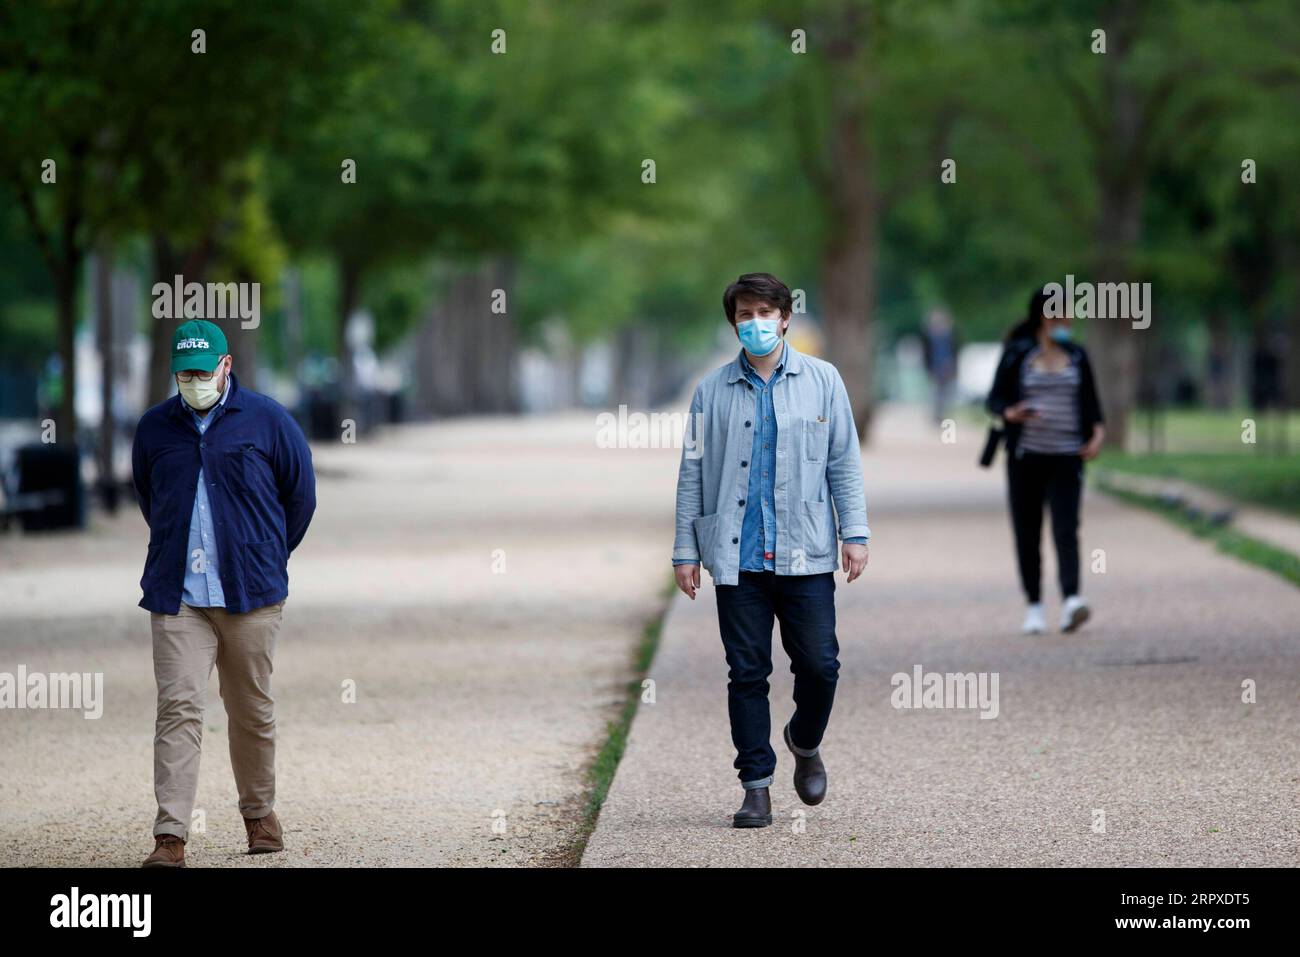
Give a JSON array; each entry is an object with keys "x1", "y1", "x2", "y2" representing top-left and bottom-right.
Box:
[
  {"x1": 1021, "y1": 603, "x2": 1046, "y2": 635},
  {"x1": 1060, "y1": 595, "x2": 1090, "y2": 633}
]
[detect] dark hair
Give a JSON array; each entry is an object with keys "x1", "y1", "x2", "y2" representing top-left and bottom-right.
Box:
[
  {"x1": 723, "y1": 272, "x2": 793, "y2": 326},
  {"x1": 1005, "y1": 286, "x2": 1053, "y2": 342}
]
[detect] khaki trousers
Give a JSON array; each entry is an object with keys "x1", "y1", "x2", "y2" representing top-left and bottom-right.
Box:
[{"x1": 151, "y1": 600, "x2": 284, "y2": 839}]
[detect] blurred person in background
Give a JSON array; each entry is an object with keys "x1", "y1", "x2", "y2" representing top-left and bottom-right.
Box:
[
  {"x1": 986, "y1": 289, "x2": 1104, "y2": 636},
  {"x1": 131, "y1": 319, "x2": 316, "y2": 867},
  {"x1": 921, "y1": 306, "x2": 959, "y2": 425},
  {"x1": 672, "y1": 272, "x2": 870, "y2": 828}
]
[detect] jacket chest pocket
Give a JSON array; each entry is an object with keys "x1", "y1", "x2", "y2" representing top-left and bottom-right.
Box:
[
  {"x1": 222, "y1": 444, "x2": 265, "y2": 494},
  {"x1": 802, "y1": 418, "x2": 830, "y2": 462}
]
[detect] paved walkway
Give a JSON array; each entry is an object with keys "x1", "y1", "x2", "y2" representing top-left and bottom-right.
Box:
[
  {"x1": 0, "y1": 412, "x2": 679, "y2": 866},
  {"x1": 583, "y1": 407, "x2": 1300, "y2": 866}
]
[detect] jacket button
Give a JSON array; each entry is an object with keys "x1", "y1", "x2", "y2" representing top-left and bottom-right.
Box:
[
  {"x1": 738, "y1": 499, "x2": 745, "y2": 506},
  {"x1": 199, "y1": 442, "x2": 206, "y2": 448},
  {"x1": 731, "y1": 537, "x2": 738, "y2": 544},
  {"x1": 744, "y1": 420, "x2": 751, "y2": 427},
  {"x1": 741, "y1": 460, "x2": 748, "y2": 467}
]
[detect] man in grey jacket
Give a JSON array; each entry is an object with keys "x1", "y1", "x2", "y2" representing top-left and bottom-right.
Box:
[{"x1": 673, "y1": 272, "x2": 870, "y2": 828}]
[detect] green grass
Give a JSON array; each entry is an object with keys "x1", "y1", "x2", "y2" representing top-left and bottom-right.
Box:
[
  {"x1": 1125, "y1": 407, "x2": 1300, "y2": 454},
  {"x1": 556, "y1": 572, "x2": 675, "y2": 865},
  {"x1": 1091, "y1": 406, "x2": 1300, "y2": 517},
  {"x1": 1098, "y1": 481, "x2": 1300, "y2": 589},
  {"x1": 1098, "y1": 450, "x2": 1300, "y2": 518}
]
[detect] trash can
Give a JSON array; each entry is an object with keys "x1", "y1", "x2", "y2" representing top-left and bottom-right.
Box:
[{"x1": 14, "y1": 443, "x2": 85, "y2": 531}]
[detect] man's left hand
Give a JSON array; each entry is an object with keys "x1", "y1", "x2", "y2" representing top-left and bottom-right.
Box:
[{"x1": 842, "y1": 542, "x2": 869, "y2": 583}]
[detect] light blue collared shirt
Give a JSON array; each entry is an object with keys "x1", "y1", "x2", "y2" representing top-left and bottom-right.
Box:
[{"x1": 181, "y1": 377, "x2": 230, "y2": 608}]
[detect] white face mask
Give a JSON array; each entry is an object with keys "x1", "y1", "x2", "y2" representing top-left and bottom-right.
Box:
[{"x1": 178, "y1": 365, "x2": 226, "y2": 410}]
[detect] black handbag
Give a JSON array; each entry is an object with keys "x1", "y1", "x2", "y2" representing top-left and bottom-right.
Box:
[{"x1": 978, "y1": 426, "x2": 1004, "y2": 468}]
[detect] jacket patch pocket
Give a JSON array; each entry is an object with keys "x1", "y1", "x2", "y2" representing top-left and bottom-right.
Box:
[
  {"x1": 803, "y1": 418, "x2": 830, "y2": 462},
  {"x1": 222, "y1": 447, "x2": 253, "y2": 493},
  {"x1": 246, "y1": 538, "x2": 287, "y2": 597},
  {"x1": 224, "y1": 444, "x2": 270, "y2": 495},
  {"x1": 692, "y1": 513, "x2": 722, "y2": 570},
  {"x1": 799, "y1": 499, "x2": 833, "y2": 561}
]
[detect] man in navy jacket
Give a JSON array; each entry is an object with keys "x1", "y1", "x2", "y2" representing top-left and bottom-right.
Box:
[{"x1": 132, "y1": 319, "x2": 315, "y2": 867}]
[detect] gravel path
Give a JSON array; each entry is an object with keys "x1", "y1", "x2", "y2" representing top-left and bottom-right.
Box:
[
  {"x1": 582, "y1": 407, "x2": 1300, "y2": 866},
  {"x1": 0, "y1": 413, "x2": 678, "y2": 867}
]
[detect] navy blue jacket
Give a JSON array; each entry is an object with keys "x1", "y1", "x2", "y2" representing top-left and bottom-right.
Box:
[{"x1": 131, "y1": 373, "x2": 316, "y2": 614}]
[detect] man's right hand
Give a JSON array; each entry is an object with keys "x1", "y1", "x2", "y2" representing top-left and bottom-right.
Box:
[{"x1": 675, "y1": 562, "x2": 701, "y2": 600}]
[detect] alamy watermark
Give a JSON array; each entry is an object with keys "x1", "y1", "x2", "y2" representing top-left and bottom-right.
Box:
[
  {"x1": 596, "y1": 405, "x2": 703, "y2": 458},
  {"x1": 49, "y1": 887, "x2": 150, "y2": 937},
  {"x1": 1043, "y1": 274, "x2": 1151, "y2": 330},
  {"x1": 152, "y1": 274, "x2": 260, "y2": 329},
  {"x1": 891, "y1": 665, "x2": 999, "y2": 719},
  {"x1": 0, "y1": 667, "x2": 103, "y2": 719}
]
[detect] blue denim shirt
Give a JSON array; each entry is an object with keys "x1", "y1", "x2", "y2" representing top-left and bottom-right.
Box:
[
  {"x1": 182, "y1": 376, "x2": 231, "y2": 607},
  {"x1": 738, "y1": 348, "x2": 784, "y2": 572},
  {"x1": 673, "y1": 343, "x2": 868, "y2": 578}
]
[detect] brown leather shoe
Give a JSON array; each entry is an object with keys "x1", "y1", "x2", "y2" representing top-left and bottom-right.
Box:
[
  {"x1": 244, "y1": 811, "x2": 284, "y2": 854},
  {"x1": 142, "y1": 834, "x2": 185, "y2": 868}
]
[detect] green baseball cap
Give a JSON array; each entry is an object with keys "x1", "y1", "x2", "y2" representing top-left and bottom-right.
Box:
[{"x1": 171, "y1": 319, "x2": 228, "y2": 373}]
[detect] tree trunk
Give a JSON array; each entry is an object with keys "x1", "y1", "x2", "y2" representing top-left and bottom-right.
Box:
[
  {"x1": 413, "y1": 270, "x2": 454, "y2": 418},
  {"x1": 415, "y1": 259, "x2": 521, "y2": 417},
  {"x1": 1206, "y1": 308, "x2": 1231, "y2": 409},
  {"x1": 148, "y1": 233, "x2": 213, "y2": 406},
  {"x1": 146, "y1": 270, "x2": 173, "y2": 407},
  {"x1": 1286, "y1": 248, "x2": 1300, "y2": 415},
  {"x1": 812, "y1": 1, "x2": 879, "y2": 443},
  {"x1": 14, "y1": 160, "x2": 85, "y2": 446},
  {"x1": 54, "y1": 264, "x2": 79, "y2": 447},
  {"x1": 1090, "y1": 181, "x2": 1144, "y2": 451},
  {"x1": 336, "y1": 259, "x2": 362, "y2": 432},
  {"x1": 821, "y1": 84, "x2": 878, "y2": 441},
  {"x1": 478, "y1": 257, "x2": 520, "y2": 413},
  {"x1": 224, "y1": 268, "x2": 261, "y2": 392},
  {"x1": 611, "y1": 324, "x2": 651, "y2": 410},
  {"x1": 282, "y1": 267, "x2": 304, "y2": 386},
  {"x1": 1087, "y1": 1, "x2": 1145, "y2": 451},
  {"x1": 95, "y1": 244, "x2": 118, "y2": 512}
]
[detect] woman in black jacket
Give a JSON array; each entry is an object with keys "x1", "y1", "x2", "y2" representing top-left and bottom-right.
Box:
[{"x1": 986, "y1": 288, "x2": 1105, "y2": 635}]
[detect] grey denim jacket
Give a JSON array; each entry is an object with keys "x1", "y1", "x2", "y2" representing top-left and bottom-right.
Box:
[{"x1": 673, "y1": 343, "x2": 870, "y2": 585}]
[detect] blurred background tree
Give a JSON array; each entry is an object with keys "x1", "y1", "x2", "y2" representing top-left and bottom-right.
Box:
[{"x1": 1, "y1": 0, "x2": 1297, "y2": 467}]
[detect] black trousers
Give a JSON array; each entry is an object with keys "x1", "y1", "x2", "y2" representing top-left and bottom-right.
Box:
[{"x1": 1006, "y1": 449, "x2": 1083, "y2": 603}]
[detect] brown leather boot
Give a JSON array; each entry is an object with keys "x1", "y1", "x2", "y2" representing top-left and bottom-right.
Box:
[
  {"x1": 142, "y1": 834, "x2": 186, "y2": 868},
  {"x1": 244, "y1": 810, "x2": 284, "y2": 854}
]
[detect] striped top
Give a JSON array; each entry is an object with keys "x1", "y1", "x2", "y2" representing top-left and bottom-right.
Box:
[{"x1": 1019, "y1": 347, "x2": 1082, "y2": 454}]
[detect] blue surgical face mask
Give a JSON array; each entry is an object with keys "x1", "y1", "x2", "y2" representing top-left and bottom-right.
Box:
[
  {"x1": 736, "y1": 317, "x2": 783, "y2": 356},
  {"x1": 1049, "y1": 326, "x2": 1072, "y2": 344}
]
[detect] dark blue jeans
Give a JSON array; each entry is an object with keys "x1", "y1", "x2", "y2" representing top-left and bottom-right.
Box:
[{"x1": 714, "y1": 571, "x2": 840, "y2": 788}]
